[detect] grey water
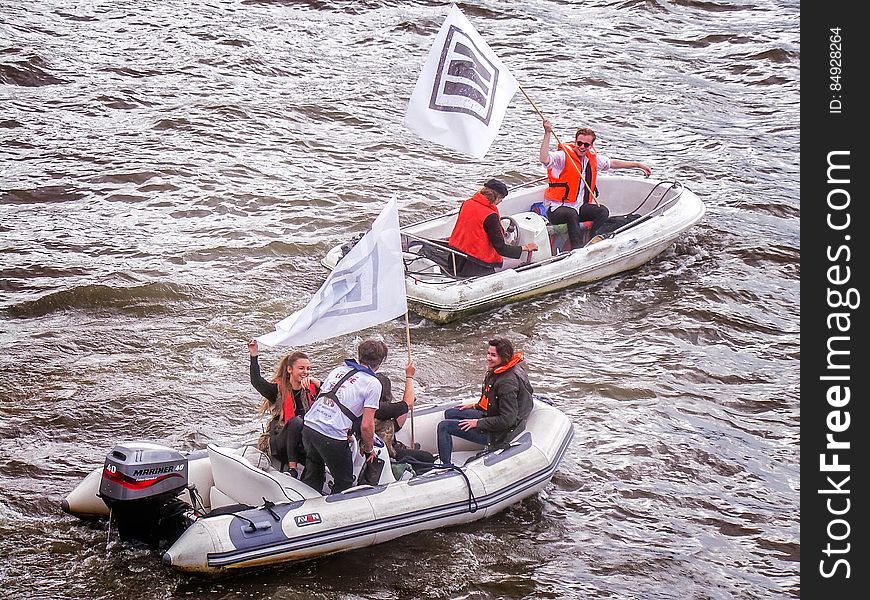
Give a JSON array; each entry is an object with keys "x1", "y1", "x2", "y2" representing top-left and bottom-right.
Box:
[{"x1": 1, "y1": 1, "x2": 799, "y2": 598}]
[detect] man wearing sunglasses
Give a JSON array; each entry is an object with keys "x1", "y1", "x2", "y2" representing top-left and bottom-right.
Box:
[{"x1": 539, "y1": 118, "x2": 651, "y2": 248}]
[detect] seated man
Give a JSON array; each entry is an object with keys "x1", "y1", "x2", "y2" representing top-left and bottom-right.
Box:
[
  {"x1": 447, "y1": 179, "x2": 538, "y2": 277},
  {"x1": 436, "y1": 338, "x2": 534, "y2": 464}
]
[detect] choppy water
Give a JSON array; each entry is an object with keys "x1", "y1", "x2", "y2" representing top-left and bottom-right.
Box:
[{"x1": 1, "y1": 1, "x2": 799, "y2": 598}]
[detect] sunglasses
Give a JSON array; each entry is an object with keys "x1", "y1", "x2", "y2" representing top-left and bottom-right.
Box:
[{"x1": 575, "y1": 140, "x2": 594, "y2": 148}]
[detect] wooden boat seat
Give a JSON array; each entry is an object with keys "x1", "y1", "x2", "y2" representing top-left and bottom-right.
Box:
[{"x1": 207, "y1": 444, "x2": 320, "y2": 510}]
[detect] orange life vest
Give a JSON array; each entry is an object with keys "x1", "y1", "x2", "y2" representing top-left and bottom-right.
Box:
[
  {"x1": 544, "y1": 143, "x2": 598, "y2": 205},
  {"x1": 448, "y1": 192, "x2": 503, "y2": 265},
  {"x1": 477, "y1": 352, "x2": 524, "y2": 410},
  {"x1": 281, "y1": 381, "x2": 318, "y2": 423}
]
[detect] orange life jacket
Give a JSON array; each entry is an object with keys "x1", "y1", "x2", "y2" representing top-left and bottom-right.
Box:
[
  {"x1": 477, "y1": 352, "x2": 524, "y2": 410},
  {"x1": 544, "y1": 143, "x2": 598, "y2": 205},
  {"x1": 448, "y1": 192, "x2": 503, "y2": 265},
  {"x1": 281, "y1": 381, "x2": 318, "y2": 423}
]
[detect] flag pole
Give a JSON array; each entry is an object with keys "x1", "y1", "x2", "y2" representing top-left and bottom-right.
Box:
[
  {"x1": 404, "y1": 311, "x2": 414, "y2": 446},
  {"x1": 517, "y1": 85, "x2": 598, "y2": 204}
]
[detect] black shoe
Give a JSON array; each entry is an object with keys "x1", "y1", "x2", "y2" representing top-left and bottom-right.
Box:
[{"x1": 288, "y1": 467, "x2": 299, "y2": 479}]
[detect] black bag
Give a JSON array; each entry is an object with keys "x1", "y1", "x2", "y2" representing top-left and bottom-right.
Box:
[
  {"x1": 266, "y1": 418, "x2": 288, "y2": 462},
  {"x1": 356, "y1": 455, "x2": 385, "y2": 486}
]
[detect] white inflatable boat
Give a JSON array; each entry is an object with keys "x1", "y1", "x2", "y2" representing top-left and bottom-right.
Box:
[
  {"x1": 62, "y1": 398, "x2": 573, "y2": 575},
  {"x1": 322, "y1": 175, "x2": 705, "y2": 323}
]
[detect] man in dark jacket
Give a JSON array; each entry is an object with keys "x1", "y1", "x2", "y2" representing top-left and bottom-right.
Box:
[{"x1": 436, "y1": 338, "x2": 534, "y2": 464}]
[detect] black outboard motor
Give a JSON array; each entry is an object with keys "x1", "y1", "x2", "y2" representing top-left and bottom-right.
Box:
[{"x1": 99, "y1": 442, "x2": 191, "y2": 548}]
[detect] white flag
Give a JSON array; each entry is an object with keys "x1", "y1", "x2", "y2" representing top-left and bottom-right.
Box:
[
  {"x1": 257, "y1": 198, "x2": 408, "y2": 347},
  {"x1": 404, "y1": 3, "x2": 518, "y2": 159}
]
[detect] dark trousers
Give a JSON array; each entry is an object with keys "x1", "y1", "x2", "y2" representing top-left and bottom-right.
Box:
[
  {"x1": 455, "y1": 256, "x2": 497, "y2": 278},
  {"x1": 548, "y1": 203, "x2": 610, "y2": 247},
  {"x1": 284, "y1": 416, "x2": 305, "y2": 464},
  {"x1": 271, "y1": 416, "x2": 305, "y2": 467},
  {"x1": 301, "y1": 426, "x2": 354, "y2": 495}
]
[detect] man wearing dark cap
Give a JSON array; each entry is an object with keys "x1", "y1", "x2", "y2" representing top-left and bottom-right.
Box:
[{"x1": 446, "y1": 179, "x2": 538, "y2": 277}]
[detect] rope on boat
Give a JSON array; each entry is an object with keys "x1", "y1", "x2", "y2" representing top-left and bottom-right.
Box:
[
  {"x1": 186, "y1": 484, "x2": 208, "y2": 518},
  {"x1": 624, "y1": 180, "x2": 681, "y2": 216},
  {"x1": 400, "y1": 456, "x2": 479, "y2": 514}
]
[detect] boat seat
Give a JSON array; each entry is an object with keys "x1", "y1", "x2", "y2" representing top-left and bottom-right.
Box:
[
  {"x1": 207, "y1": 444, "x2": 320, "y2": 510},
  {"x1": 417, "y1": 239, "x2": 462, "y2": 277},
  {"x1": 546, "y1": 221, "x2": 594, "y2": 253},
  {"x1": 530, "y1": 202, "x2": 592, "y2": 253},
  {"x1": 209, "y1": 486, "x2": 237, "y2": 510}
]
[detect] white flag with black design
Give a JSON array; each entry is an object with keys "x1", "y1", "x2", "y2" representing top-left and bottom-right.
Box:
[
  {"x1": 257, "y1": 198, "x2": 407, "y2": 347},
  {"x1": 404, "y1": 3, "x2": 518, "y2": 159}
]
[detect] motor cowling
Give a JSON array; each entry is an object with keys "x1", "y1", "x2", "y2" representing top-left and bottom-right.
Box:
[{"x1": 99, "y1": 442, "x2": 191, "y2": 547}]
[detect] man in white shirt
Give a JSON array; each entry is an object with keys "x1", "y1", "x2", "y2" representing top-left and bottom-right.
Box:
[
  {"x1": 539, "y1": 118, "x2": 651, "y2": 247},
  {"x1": 301, "y1": 340, "x2": 386, "y2": 494}
]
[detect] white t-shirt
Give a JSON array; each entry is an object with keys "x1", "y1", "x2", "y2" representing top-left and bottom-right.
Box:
[
  {"x1": 544, "y1": 150, "x2": 612, "y2": 211},
  {"x1": 303, "y1": 363, "x2": 382, "y2": 441}
]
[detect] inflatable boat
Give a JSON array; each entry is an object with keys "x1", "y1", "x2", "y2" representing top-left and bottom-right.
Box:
[
  {"x1": 62, "y1": 398, "x2": 573, "y2": 575},
  {"x1": 322, "y1": 175, "x2": 705, "y2": 323}
]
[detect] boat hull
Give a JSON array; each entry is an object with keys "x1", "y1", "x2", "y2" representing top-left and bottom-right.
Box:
[
  {"x1": 407, "y1": 230, "x2": 685, "y2": 323},
  {"x1": 64, "y1": 400, "x2": 573, "y2": 575},
  {"x1": 165, "y1": 400, "x2": 572, "y2": 574}
]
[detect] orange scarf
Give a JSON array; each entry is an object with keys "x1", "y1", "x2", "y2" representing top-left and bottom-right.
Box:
[{"x1": 478, "y1": 353, "x2": 523, "y2": 410}]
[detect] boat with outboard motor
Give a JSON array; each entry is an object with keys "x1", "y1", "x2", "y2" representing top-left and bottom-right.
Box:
[
  {"x1": 322, "y1": 174, "x2": 705, "y2": 324},
  {"x1": 62, "y1": 398, "x2": 572, "y2": 575}
]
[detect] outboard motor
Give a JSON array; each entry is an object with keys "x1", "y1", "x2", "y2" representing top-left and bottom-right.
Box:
[{"x1": 99, "y1": 442, "x2": 191, "y2": 548}]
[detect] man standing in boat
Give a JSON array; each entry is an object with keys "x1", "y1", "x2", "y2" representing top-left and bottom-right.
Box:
[
  {"x1": 539, "y1": 119, "x2": 652, "y2": 247},
  {"x1": 447, "y1": 179, "x2": 539, "y2": 277},
  {"x1": 300, "y1": 340, "x2": 386, "y2": 494},
  {"x1": 436, "y1": 338, "x2": 534, "y2": 465}
]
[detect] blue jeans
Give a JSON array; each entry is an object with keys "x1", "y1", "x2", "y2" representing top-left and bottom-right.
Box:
[
  {"x1": 444, "y1": 407, "x2": 486, "y2": 420},
  {"x1": 437, "y1": 418, "x2": 488, "y2": 465}
]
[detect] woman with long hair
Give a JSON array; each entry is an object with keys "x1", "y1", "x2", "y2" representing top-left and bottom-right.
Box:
[{"x1": 247, "y1": 339, "x2": 321, "y2": 477}]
